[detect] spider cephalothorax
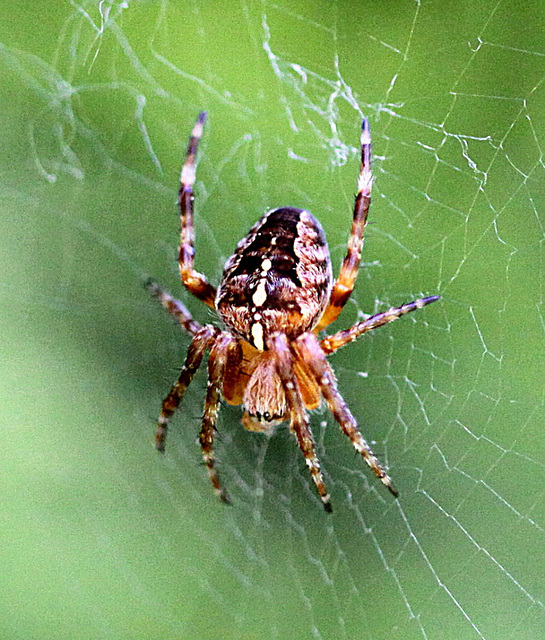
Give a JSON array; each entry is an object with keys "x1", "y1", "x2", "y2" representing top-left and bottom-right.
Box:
[{"x1": 147, "y1": 112, "x2": 439, "y2": 511}]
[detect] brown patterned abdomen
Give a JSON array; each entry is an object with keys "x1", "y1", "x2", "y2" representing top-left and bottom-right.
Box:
[{"x1": 216, "y1": 207, "x2": 333, "y2": 349}]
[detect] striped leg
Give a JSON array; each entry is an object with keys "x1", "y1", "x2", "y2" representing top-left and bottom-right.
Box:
[
  {"x1": 145, "y1": 279, "x2": 202, "y2": 336},
  {"x1": 178, "y1": 111, "x2": 217, "y2": 308},
  {"x1": 271, "y1": 333, "x2": 332, "y2": 512},
  {"x1": 320, "y1": 295, "x2": 440, "y2": 355},
  {"x1": 296, "y1": 332, "x2": 398, "y2": 497},
  {"x1": 155, "y1": 325, "x2": 218, "y2": 451},
  {"x1": 315, "y1": 118, "x2": 372, "y2": 332},
  {"x1": 198, "y1": 333, "x2": 234, "y2": 505}
]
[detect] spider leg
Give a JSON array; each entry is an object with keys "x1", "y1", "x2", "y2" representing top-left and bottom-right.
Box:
[
  {"x1": 321, "y1": 295, "x2": 440, "y2": 355},
  {"x1": 270, "y1": 333, "x2": 332, "y2": 512},
  {"x1": 296, "y1": 332, "x2": 398, "y2": 497},
  {"x1": 155, "y1": 325, "x2": 219, "y2": 451},
  {"x1": 199, "y1": 333, "x2": 234, "y2": 505},
  {"x1": 178, "y1": 111, "x2": 217, "y2": 309},
  {"x1": 145, "y1": 279, "x2": 202, "y2": 336},
  {"x1": 315, "y1": 118, "x2": 372, "y2": 332}
]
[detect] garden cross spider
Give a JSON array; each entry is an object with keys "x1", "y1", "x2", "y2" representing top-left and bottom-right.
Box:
[{"x1": 147, "y1": 112, "x2": 439, "y2": 511}]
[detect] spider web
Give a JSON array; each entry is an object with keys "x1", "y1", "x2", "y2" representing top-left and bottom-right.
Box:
[{"x1": 1, "y1": 0, "x2": 544, "y2": 638}]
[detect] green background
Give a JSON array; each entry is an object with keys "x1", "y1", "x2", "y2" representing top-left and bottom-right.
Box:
[{"x1": 1, "y1": 1, "x2": 544, "y2": 638}]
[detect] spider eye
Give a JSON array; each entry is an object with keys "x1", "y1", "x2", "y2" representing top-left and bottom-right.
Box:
[{"x1": 249, "y1": 410, "x2": 274, "y2": 423}]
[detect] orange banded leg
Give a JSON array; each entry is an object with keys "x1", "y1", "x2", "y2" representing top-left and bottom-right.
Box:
[
  {"x1": 155, "y1": 325, "x2": 218, "y2": 451},
  {"x1": 296, "y1": 332, "x2": 398, "y2": 497},
  {"x1": 199, "y1": 333, "x2": 234, "y2": 504},
  {"x1": 145, "y1": 279, "x2": 202, "y2": 336},
  {"x1": 315, "y1": 118, "x2": 372, "y2": 332},
  {"x1": 320, "y1": 295, "x2": 440, "y2": 355},
  {"x1": 270, "y1": 333, "x2": 332, "y2": 512},
  {"x1": 178, "y1": 111, "x2": 217, "y2": 308}
]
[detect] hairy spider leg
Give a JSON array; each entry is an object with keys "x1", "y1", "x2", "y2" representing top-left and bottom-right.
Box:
[
  {"x1": 155, "y1": 325, "x2": 219, "y2": 451},
  {"x1": 296, "y1": 332, "x2": 398, "y2": 497},
  {"x1": 199, "y1": 333, "x2": 235, "y2": 505},
  {"x1": 145, "y1": 279, "x2": 202, "y2": 336},
  {"x1": 315, "y1": 118, "x2": 372, "y2": 332},
  {"x1": 271, "y1": 333, "x2": 332, "y2": 512},
  {"x1": 178, "y1": 111, "x2": 217, "y2": 308},
  {"x1": 320, "y1": 295, "x2": 440, "y2": 355}
]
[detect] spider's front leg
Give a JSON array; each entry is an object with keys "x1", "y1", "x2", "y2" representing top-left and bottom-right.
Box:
[
  {"x1": 198, "y1": 333, "x2": 236, "y2": 505},
  {"x1": 178, "y1": 111, "x2": 217, "y2": 308},
  {"x1": 296, "y1": 332, "x2": 398, "y2": 497},
  {"x1": 155, "y1": 325, "x2": 219, "y2": 451},
  {"x1": 270, "y1": 333, "x2": 332, "y2": 512}
]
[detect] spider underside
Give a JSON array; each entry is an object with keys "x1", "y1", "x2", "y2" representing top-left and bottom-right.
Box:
[{"x1": 147, "y1": 112, "x2": 439, "y2": 511}]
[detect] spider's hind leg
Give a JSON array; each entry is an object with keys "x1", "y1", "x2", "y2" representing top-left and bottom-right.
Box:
[
  {"x1": 178, "y1": 111, "x2": 217, "y2": 308},
  {"x1": 315, "y1": 118, "x2": 372, "y2": 332}
]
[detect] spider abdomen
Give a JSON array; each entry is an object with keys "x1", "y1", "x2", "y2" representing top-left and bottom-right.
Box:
[{"x1": 216, "y1": 207, "x2": 333, "y2": 350}]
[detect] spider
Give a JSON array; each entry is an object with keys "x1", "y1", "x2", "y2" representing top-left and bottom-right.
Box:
[{"x1": 146, "y1": 111, "x2": 439, "y2": 512}]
